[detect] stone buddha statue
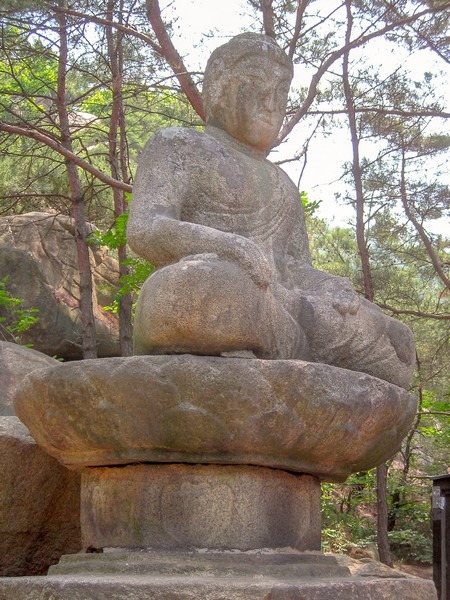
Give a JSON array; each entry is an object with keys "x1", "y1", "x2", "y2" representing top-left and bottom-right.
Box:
[{"x1": 128, "y1": 32, "x2": 415, "y2": 389}]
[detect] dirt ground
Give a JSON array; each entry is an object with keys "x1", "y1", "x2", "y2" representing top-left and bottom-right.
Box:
[{"x1": 395, "y1": 563, "x2": 433, "y2": 580}]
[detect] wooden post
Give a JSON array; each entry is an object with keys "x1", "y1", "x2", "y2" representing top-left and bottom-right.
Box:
[{"x1": 433, "y1": 475, "x2": 450, "y2": 599}]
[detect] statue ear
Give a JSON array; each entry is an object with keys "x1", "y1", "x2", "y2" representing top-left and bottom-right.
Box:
[{"x1": 204, "y1": 80, "x2": 230, "y2": 127}]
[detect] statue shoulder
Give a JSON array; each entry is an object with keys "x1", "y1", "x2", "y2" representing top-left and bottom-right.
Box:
[
  {"x1": 137, "y1": 128, "x2": 217, "y2": 178},
  {"x1": 273, "y1": 161, "x2": 300, "y2": 194},
  {"x1": 134, "y1": 128, "x2": 213, "y2": 204},
  {"x1": 141, "y1": 127, "x2": 210, "y2": 157}
]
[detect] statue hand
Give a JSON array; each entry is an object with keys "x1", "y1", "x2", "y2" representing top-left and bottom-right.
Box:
[
  {"x1": 332, "y1": 288, "x2": 361, "y2": 316},
  {"x1": 179, "y1": 242, "x2": 274, "y2": 290},
  {"x1": 311, "y1": 275, "x2": 361, "y2": 316},
  {"x1": 232, "y1": 238, "x2": 275, "y2": 289}
]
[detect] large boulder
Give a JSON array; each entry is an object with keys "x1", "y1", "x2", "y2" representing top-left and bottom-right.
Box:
[
  {"x1": 0, "y1": 342, "x2": 81, "y2": 575},
  {"x1": 0, "y1": 212, "x2": 120, "y2": 359},
  {"x1": 0, "y1": 341, "x2": 60, "y2": 416},
  {"x1": 0, "y1": 417, "x2": 81, "y2": 576}
]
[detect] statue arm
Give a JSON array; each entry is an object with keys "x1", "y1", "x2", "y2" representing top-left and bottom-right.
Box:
[{"x1": 128, "y1": 215, "x2": 274, "y2": 289}]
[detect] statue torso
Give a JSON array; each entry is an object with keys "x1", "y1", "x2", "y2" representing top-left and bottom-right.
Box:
[
  {"x1": 135, "y1": 127, "x2": 311, "y2": 285},
  {"x1": 173, "y1": 128, "x2": 304, "y2": 277}
]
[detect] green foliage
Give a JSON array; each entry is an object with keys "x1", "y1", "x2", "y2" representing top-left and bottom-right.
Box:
[
  {"x1": 388, "y1": 529, "x2": 433, "y2": 565},
  {"x1": 301, "y1": 191, "x2": 321, "y2": 217},
  {"x1": 0, "y1": 0, "x2": 41, "y2": 9},
  {"x1": 103, "y1": 256, "x2": 154, "y2": 315},
  {"x1": 321, "y1": 476, "x2": 377, "y2": 553},
  {"x1": 90, "y1": 211, "x2": 129, "y2": 250},
  {"x1": 322, "y1": 467, "x2": 435, "y2": 565},
  {"x1": 0, "y1": 26, "x2": 58, "y2": 122},
  {"x1": 386, "y1": 477, "x2": 433, "y2": 564},
  {"x1": 306, "y1": 216, "x2": 363, "y2": 286},
  {"x1": 91, "y1": 211, "x2": 154, "y2": 314},
  {"x1": 0, "y1": 19, "x2": 196, "y2": 224},
  {"x1": 417, "y1": 391, "x2": 450, "y2": 474},
  {"x1": 0, "y1": 276, "x2": 39, "y2": 344},
  {"x1": 322, "y1": 518, "x2": 376, "y2": 554}
]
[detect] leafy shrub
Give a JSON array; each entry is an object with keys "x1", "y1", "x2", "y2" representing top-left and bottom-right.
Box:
[
  {"x1": 0, "y1": 276, "x2": 39, "y2": 344},
  {"x1": 89, "y1": 211, "x2": 154, "y2": 315}
]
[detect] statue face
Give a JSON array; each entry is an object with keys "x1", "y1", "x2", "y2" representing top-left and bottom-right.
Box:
[{"x1": 208, "y1": 54, "x2": 292, "y2": 151}]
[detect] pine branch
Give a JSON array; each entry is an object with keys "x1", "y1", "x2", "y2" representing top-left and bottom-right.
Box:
[
  {"x1": 45, "y1": 2, "x2": 164, "y2": 55},
  {"x1": 260, "y1": 0, "x2": 276, "y2": 39},
  {"x1": 0, "y1": 121, "x2": 133, "y2": 193},
  {"x1": 145, "y1": 0, "x2": 205, "y2": 121},
  {"x1": 276, "y1": 2, "x2": 450, "y2": 145},
  {"x1": 377, "y1": 302, "x2": 450, "y2": 320},
  {"x1": 302, "y1": 107, "x2": 450, "y2": 119},
  {"x1": 288, "y1": 0, "x2": 309, "y2": 60}
]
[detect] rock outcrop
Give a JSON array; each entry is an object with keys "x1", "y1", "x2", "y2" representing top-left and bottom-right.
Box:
[
  {"x1": 0, "y1": 417, "x2": 81, "y2": 576},
  {"x1": 0, "y1": 341, "x2": 60, "y2": 416},
  {"x1": 0, "y1": 212, "x2": 120, "y2": 359},
  {"x1": 0, "y1": 342, "x2": 80, "y2": 576}
]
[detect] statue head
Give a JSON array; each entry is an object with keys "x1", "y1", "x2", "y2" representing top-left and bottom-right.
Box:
[{"x1": 203, "y1": 33, "x2": 293, "y2": 151}]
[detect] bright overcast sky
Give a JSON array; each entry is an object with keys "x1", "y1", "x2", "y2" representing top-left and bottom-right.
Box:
[{"x1": 169, "y1": 0, "x2": 254, "y2": 64}]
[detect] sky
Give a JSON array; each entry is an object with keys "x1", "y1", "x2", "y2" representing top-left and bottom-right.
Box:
[
  {"x1": 164, "y1": 0, "x2": 449, "y2": 231},
  {"x1": 170, "y1": 0, "x2": 254, "y2": 61}
]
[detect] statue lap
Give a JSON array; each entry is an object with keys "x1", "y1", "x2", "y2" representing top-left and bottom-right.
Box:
[
  {"x1": 133, "y1": 257, "x2": 306, "y2": 360},
  {"x1": 133, "y1": 251, "x2": 414, "y2": 388}
]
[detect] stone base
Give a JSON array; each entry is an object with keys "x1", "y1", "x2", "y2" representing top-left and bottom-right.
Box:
[
  {"x1": 49, "y1": 549, "x2": 350, "y2": 578},
  {"x1": 0, "y1": 551, "x2": 437, "y2": 599},
  {"x1": 81, "y1": 464, "x2": 321, "y2": 552}
]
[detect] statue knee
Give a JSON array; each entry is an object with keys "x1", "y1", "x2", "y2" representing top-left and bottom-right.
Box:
[
  {"x1": 385, "y1": 317, "x2": 416, "y2": 375},
  {"x1": 132, "y1": 258, "x2": 304, "y2": 359},
  {"x1": 133, "y1": 258, "x2": 268, "y2": 356}
]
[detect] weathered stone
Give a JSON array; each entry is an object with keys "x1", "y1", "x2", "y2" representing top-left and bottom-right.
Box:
[
  {"x1": 0, "y1": 416, "x2": 81, "y2": 576},
  {"x1": 48, "y1": 550, "x2": 349, "y2": 578},
  {"x1": 0, "y1": 341, "x2": 60, "y2": 416},
  {"x1": 128, "y1": 33, "x2": 415, "y2": 389},
  {"x1": 14, "y1": 355, "x2": 417, "y2": 481},
  {"x1": 0, "y1": 212, "x2": 120, "y2": 359},
  {"x1": 80, "y1": 464, "x2": 321, "y2": 551},
  {"x1": 0, "y1": 550, "x2": 437, "y2": 599},
  {"x1": 334, "y1": 554, "x2": 409, "y2": 578}
]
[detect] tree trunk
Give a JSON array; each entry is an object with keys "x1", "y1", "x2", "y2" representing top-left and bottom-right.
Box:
[
  {"x1": 288, "y1": 0, "x2": 309, "y2": 60},
  {"x1": 260, "y1": 0, "x2": 276, "y2": 39},
  {"x1": 71, "y1": 198, "x2": 98, "y2": 359},
  {"x1": 145, "y1": 0, "x2": 205, "y2": 121},
  {"x1": 400, "y1": 149, "x2": 450, "y2": 291},
  {"x1": 342, "y1": 1, "x2": 374, "y2": 301},
  {"x1": 56, "y1": 0, "x2": 97, "y2": 359},
  {"x1": 343, "y1": 0, "x2": 391, "y2": 565},
  {"x1": 106, "y1": 0, "x2": 133, "y2": 356},
  {"x1": 377, "y1": 463, "x2": 394, "y2": 567}
]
